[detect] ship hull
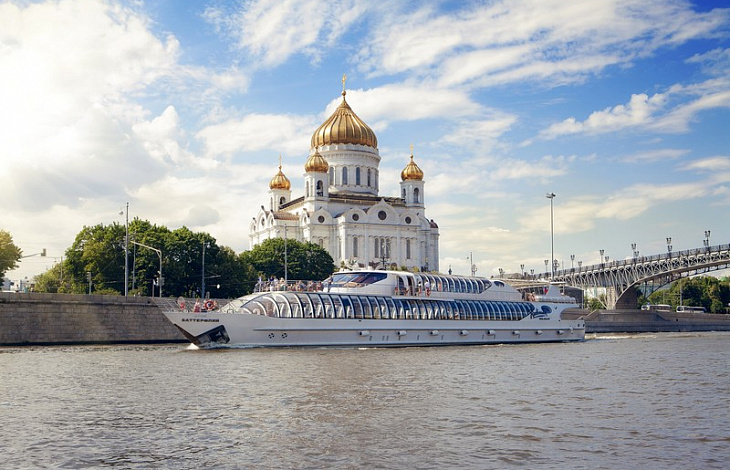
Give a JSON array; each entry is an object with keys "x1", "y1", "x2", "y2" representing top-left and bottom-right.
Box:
[{"x1": 163, "y1": 311, "x2": 585, "y2": 348}]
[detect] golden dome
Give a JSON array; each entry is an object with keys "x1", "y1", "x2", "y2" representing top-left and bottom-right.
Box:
[
  {"x1": 269, "y1": 163, "x2": 291, "y2": 190},
  {"x1": 304, "y1": 151, "x2": 329, "y2": 173},
  {"x1": 311, "y1": 75, "x2": 378, "y2": 149},
  {"x1": 401, "y1": 153, "x2": 424, "y2": 181}
]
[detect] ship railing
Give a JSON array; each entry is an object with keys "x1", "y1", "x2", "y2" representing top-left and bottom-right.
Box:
[
  {"x1": 154, "y1": 297, "x2": 231, "y2": 313},
  {"x1": 254, "y1": 279, "x2": 326, "y2": 293}
]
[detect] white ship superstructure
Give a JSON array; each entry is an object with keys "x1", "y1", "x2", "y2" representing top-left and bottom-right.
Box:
[{"x1": 159, "y1": 270, "x2": 585, "y2": 348}]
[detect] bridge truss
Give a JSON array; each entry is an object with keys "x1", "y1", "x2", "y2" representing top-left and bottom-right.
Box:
[{"x1": 546, "y1": 244, "x2": 730, "y2": 309}]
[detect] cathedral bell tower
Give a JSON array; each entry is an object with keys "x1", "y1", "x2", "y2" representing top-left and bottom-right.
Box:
[
  {"x1": 268, "y1": 157, "x2": 291, "y2": 211},
  {"x1": 399, "y1": 146, "x2": 424, "y2": 208},
  {"x1": 304, "y1": 150, "x2": 329, "y2": 200}
]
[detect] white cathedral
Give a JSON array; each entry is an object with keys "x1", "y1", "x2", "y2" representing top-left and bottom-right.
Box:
[{"x1": 249, "y1": 78, "x2": 440, "y2": 272}]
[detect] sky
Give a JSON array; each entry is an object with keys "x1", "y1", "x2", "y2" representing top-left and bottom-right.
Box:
[{"x1": 2, "y1": 0, "x2": 729, "y2": 283}]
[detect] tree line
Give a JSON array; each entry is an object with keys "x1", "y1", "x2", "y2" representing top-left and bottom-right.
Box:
[
  {"x1": 643, "y1": 276, "x2": 730, "y2": 314},
  {"x1": 22, "y1": 220, "x2": 334, "y2": 298}
]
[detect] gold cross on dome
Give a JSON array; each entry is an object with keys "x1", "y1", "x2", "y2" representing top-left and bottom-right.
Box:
[
  {"x1": 410, "y1": 144, "x2": 414, "y2": 155},
  {"x1": 342, "y1": 73, "x2": 347, "y2": 93},
  {"x1": 278, "y1": 154, "x2": 282, "y2": 169}
]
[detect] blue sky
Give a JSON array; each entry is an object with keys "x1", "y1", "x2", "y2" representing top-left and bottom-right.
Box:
[{"x1": 2, "y1": 0, "x2": 729, "y2": 282}]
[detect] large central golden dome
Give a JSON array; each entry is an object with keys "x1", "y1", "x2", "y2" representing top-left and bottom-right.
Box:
[{"x1": 311, "y1": 80, "x2": 378, "y2": 149}]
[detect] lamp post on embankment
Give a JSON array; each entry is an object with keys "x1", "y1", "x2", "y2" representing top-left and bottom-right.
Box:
[
  {"x1": 546, "y1": 192, "x2": 556, "y2": 278},
  {"x1": 131, "y1": 241, "x2": 162, "y2": 298}
]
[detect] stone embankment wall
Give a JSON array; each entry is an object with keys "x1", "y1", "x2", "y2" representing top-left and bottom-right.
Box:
[
  {"x1": 0, "y1": 292, "x2": 185, "y2": 346},
  {"x1": 564, "y1": 308, "x2": 730, "y2": 333}
]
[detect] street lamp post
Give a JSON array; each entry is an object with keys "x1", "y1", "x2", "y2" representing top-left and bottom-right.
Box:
[
  {"x1": 130, "y1": 240, "x2": 162, "y2": 297},
  {"x1": 666, "y1": 237, "x2": 672, "y2": 256},
  {"x1": 570, "y1": 254, "x2": 575, "y2": 270},
  {"x1": 599, "y1": 249, "x2": 604, "y2": 267},
  {"x1": 202, "y1": 241, "x2": 207, "y2": 299},
  {"x1": 546, "y1": 192, "x2": 556, "y2": 277},
  {"x1": 704, "y1": 230, "x2": 711, "y2": 253},
  {"x1": 119, "y1": 202, "x2": 129, "y2": 297},
  {"x1": 284, "y1": 225, "x2": 288, "y2": 284},
  {"x1": 467, "y1": 251, "x2": 475, "y2": 276}
]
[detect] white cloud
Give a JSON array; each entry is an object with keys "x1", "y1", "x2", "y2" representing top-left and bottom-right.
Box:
[
  {"x1": 686, "y1": 48, "x2": 730, "y2": 77},
  {"x1": 518, "y1": 179, "x2": 721, "y2": 235},
  {"x1": 204, "y1": 0, "x2": 370, "y2": 68},
  {"x1": 0, "y1": 0, "x2": 183, "y2": 209},
  {"x1": 539, "y1": 74, "x2": 730, "y2": 139},
  {"x1": 356, "y1": 0, "x2": 730, "y2": 88},
  {"x1": 196, "y1": 113, "x2": 316, "y2": 158},
  {"x1": 621, "y1": 149, "x2": 689, "y2": 163},
  {"x1": 540, "y1": 93, "x2": 668, "y2": 138},
  {"x1": 680, "y1": 156, "x2": 730, "y2": 172}
]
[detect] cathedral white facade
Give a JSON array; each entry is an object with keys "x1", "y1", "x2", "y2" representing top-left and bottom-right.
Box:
[{"x1": 249, "y1": 79, "x2": 439, "y2": 272}]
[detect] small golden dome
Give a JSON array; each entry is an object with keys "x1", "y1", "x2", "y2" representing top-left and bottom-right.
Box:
[
  {"x1": 269, "y1": 163, "x2": 291, "y2": 190},
  {"x1": 401, "y1": 153, "x2": 424, "y2": 181},
  {"x1": 311, "y1": 75, "x2": 378, "y2": 149},
  {"x1": 304, "y1": 151, "x2": 329, "y2": 173}
]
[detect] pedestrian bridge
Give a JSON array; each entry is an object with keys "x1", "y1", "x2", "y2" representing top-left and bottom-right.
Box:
[{"x1": 547, "y1": 244, "x2": 730, "y2": 309}]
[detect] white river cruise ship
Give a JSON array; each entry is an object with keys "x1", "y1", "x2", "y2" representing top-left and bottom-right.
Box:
[{"x1": 158, "y1": 270, "x2": 585, "y2": 348}]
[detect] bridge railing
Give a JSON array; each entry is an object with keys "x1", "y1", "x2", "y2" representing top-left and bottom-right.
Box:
[{"x1": 527, "y1": 243, "x2": 730, "y2": 280}]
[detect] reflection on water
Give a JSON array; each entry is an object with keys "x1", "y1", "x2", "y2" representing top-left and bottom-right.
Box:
[{"x1": 1, "y1": 333, "x2": 729, "y2": 469}]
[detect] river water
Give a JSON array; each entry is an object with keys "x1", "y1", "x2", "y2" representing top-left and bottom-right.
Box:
[{"x1": 1, "y1": 332, "x2": 728, "y2": 469}]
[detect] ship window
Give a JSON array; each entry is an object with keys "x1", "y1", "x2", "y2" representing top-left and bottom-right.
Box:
[
  {"x1": 447, "y1": 301, "x2": 457, "y2": 319},
  {"x1": 364, "y1": 297, "x2": 377, "y2": 319},
  {"x1": 329, "y1": 296, "x2": 342, "y2": 318},
  {"x1": 351, "y1": 296, "x2": 364, "y2": 319},
  {"x1": 384, "y1": 297, "x2": 396, "y2": 319},
  {"x1": 423, "y1": 301, "x2": 434, "y2": 319},
  {"x1": 414, "y1": 300, "x2": 425, "y2": 319},
  {"x1": 342, "y1": 297, "x2": 354, "y2": 318},
  {"x1": 475, "y1": 301, "x2": 485, "y2": 320}
]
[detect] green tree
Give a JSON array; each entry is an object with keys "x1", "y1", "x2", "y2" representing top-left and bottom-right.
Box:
[
  {"x1": 63, "y1": 223, "x2": 126, "y2": 294},
  {"x1": 34, "y1": 263, "x2": 63, "y2": 293},
  {"x1": 0, "y1": 229, "x2": 23, "y2": 278},
  {"x1": 647, "y1": 276, "x2": 730, "y2": 313},
  {"x1": 243, "y1": 238, "x2": 335, "y2": 282},
  {"x1": 35, "y1": 220, "x2": 263, "y2": 298},
  {"x1": 587, "y1": 294, "x2": 607, "y2": 311}
]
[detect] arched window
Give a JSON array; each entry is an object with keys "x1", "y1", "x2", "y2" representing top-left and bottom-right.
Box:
[
  {"x1": 329, "y1": 167, "x2": 335, "y2": 185},
  {"x1": 342, "y1": 167, "x2": 348, "y2": 185},
  {"x1": 355, "y1": 167, "x2": 361, "y2": 185},
  {"x1": 414, "y1": 188, "x2": 420, "y2": 203},
  {"x1": 316, "y1": 180, "x2": 324, "y2": 197},
  {"x1": 406, "y1": 239, "x2": 411, "y2": 259},
  {"x1": 402, "y1": 188, "x2": 406, "y2": 200},
  {"x1": 367, "y1": 169, "x2": 371, "y2": 187},
  {"x1": 353, "y1": 237, "x2": 358, "y2": 257},
  {"x1": 279, "y1": 196, "x2": 286, "y2": 205}
]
